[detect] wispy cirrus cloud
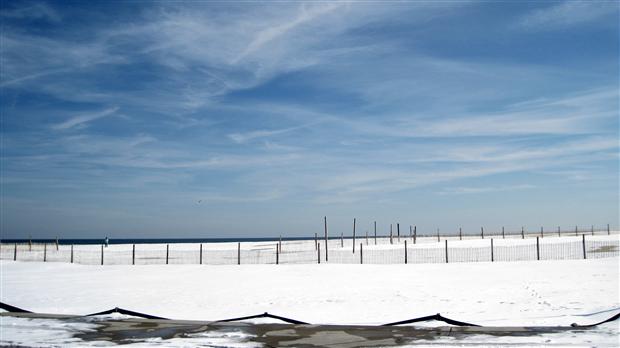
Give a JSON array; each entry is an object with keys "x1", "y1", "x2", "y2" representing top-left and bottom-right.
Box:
[
  {"x1": 438, "y1": 184, "x2": 536, "y2": 195},
  {"x1": 52, "y1": 107, "x2": 119, "y2": 130},
  {"x1": 0, "y1": 1, "x2": 61, "y2": 23},
  {"x1": 517, "y1": 1, "x2": 619, "y2": 30}
]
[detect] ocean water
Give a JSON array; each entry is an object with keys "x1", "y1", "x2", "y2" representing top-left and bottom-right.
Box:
[{"x1": 0, "y1": 236, "x2": 319, "y2": 245}]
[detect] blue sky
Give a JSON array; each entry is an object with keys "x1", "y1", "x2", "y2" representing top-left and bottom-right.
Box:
[{"x1": 1, "y1": 1, "x2": 618, "y2": 239}]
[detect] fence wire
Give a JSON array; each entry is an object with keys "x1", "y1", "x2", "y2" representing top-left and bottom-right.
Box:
[{"x1": 1, "y1": 235, "x2": 618, "y2": 266}]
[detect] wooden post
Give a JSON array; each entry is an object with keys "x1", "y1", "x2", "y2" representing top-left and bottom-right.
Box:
[
  {"x1": 536, "y1": 237, "x2": 540, "y2": 261},
  {"x1": 324, "y1": 216, "x2": 328, "y2": 262},
  {"x1": 558, "y1": 226, "x2": 561, "y2": 237},
  {"x1": 502, "y1": 226, "x2": 505, "y2": 239},
  {"x1": 43, "y1": 243, "x2": 47, "y2": 262},
  {"x1": 575, "y1": 225, "x2": 578, "y2": 236},
  {"x1": 397, "y1": 223, "x2": 400, "y2": 242},
  {"x1": 409, "y1": 225, "x2": 412, "y2": 240},
  {"x1": 132, "y1": 244, "x2": 136, "y2": 265},
  {"x1": 582, "y1": 234, "x2": 586, "y2": 259},
  {"x1": 55, "y1": 237, "x2": 59, "y2": 251},
  {"x1": 29, "y1": 236, "x2": 32, "y2": 251},
  {"x1": 279, "y1": 235, "x2": 282, "y2": 253},
  {"x1": 491, "y1": 239, "x2": 494, "y2": 262},
  {"x1": 607, "y1": 224, "x2": 610, "y2": 235},
  {"x1": 101, "y1": 244, "x2": 104, "y2": 265},
  {"x1": 404, "y1": 240, "x2": 408, "y2": 264},
  {"x1": 276, "y1": 244, "x2": 279, "y2": 265},
  {"x1": 199, "y1": 244, "x2": 203, "y2": 265},
  {"x1": 366, "y1": 231, "x2": 368, "y2": 245},
  {"x1": 70, "y1": 245, "x2": 73, "y2": 264},
  {"x1": 437, "y1": 229, "x2": 440, "y2": 242},
  {"x1": 341, "y1": 232, "x2": 344, "y2": 248},
  {"x1": 352, "y1": 218, "x2": 356, "y2": 254},
  {"x1": 459, "y1": 227, "x2": 462, "y2": 240},
  {"x1": 481, "y1": 227, "x2": 484, "y2": 239},
  {"x1": 521, "y1": 226, "x2": 525, "y2": 239},
  {"x1": 166, "y1": 244, "x2": 169, "y2": 264},
  {"x1": 591, "y1": 225, "x2": 594, "y2": 236},
  {"x1": 444, "y1": 240, "x2": 448, "y2": 263},
  {"x1": 389, "y1": 224, "x2": 393, "y2": 244},
  {"x1": 13, "y1": 244, "x2": 17, "y2": 261},
  {"x1": 237, "y1": 242, "x2": 241, "y2": 265},
  {"x1": 413, "y1": 226, "x2": 417, "y2": 244},
  {"x1": 540, "y1": 226, "x2": 543, "y2": 238},
  {"x1": 317, "y1": 243, "x2": 321, "y2": 264},
  {"x1": 374, "y1": 221, "x2": 377, "y2": 245},
  {"x1": 314, "y1": 233, "x2": 318, "y2": 250},
  {"x1": 360, "y1": 243, "x2": 363, "y2": 264}
]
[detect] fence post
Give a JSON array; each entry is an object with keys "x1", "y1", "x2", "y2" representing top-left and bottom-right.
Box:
[
  {"x1": 445, "y1": 240, "x2": 448, "y2": 263},
  {"x1": 70, "y1": 245, "x2": 73, "y2": 264},
  {"x1": 481, "y1": 227, "x2": 484, "y2": 239},
  {"x1": 317, "y1": 243, "x2": 321, "y2": 264},
  {"x1": 341, "y1": 232, "x2": 344, "y2": 248},
  {"x1": 314, "y1": 233, "x2": 317, "y2": 250},
  {"x1": 409, "y1": 225, "x2": 413, "y2": 240},
  {"x1": 366, "y1": 231, "x2": 369, "y2": 245},
  {"x1": 404, "y1": 240, "x2": 408, "y2": 264},
  {"x1": 101, "y1": 244, "x2": 104, "y2": 265},
  {"x1": 279, "y1": 235, "x2": 282, "y2": 253},
  {"x1": 29, "y1": 236, "x2": 32, "y2": 251},
  {"x1": 352, "y1": 218, "x2": 356, "y2": 254},
  {"x1": 397, "y1": 223, "x2": 400, "y2": 243},
  {"x1": 459, "y1": 227, "x2": 462, "y2": 240},
  {"x1": 324, "y1": 216, "x2": 328, "y2": 262},
  {"x1": 360, "y1": 243, "x2": 363, "y2": 264},
  {"x1": 199, "y1": 244, "x2": 203, "y2": 265},
  {"x1": 389, "y1": 224, "x2": 393, "y2": 244},
  {"x1": 536, "y1": 237, "x2": 540, "y2": 261},
  {"x1": 414, "y1": 226, "x2": 417, "y2": 244},
  {"x1": 437, "y1": 229, "x2": 440, "y2": 242},
  {"x1": 575, "y1": 225, "x2": 578, "y2": 236},
  {"x1": 237, "y1": 242, "x2": 241, "y2": 265},
  {"x1": 56, "y1": 237, "x2": 59, "y2": 251},
  {"x1": 491, "y1": 239, "x2": 494, "y2": 262},
  {"x1": 540, "y1": 226, "x2": 544, "y2": 238},
  {"x1": 132, "y1": 244, "x2": 136, "y2": 265},
  {"x1": 591, "y1": 225, "x2": 594, "y2": 236},
  {"x1": 607, "y1": 224, "x2": 610, "y2": 235},
  {"x1": 582, "y1": 234, "x2": 586, "y2": 259},
  {"x1": 374, "y1": 221, "x2": 377, "y2": 245},
  {"x1": 521, "y1": 227, "x2": 525, "y2": 239},
  {"x1": 44, "y1": 244, "x2": 47, "y2": 262},
  {"x1": 166, "y1": 244, "x2": 169, "y2": 264},
  {"x1": 502, "y1": 226, "x2": 505, "y2": 239},
  {"x1": 13, "y1": 244, "x2": 17, "y2": 261},
  {"x1": 558, "y1": 226, "x2": 561, "y2": 237},
  {"x1": 276, "y1": 244, "x2": 279, "y2": 265}
]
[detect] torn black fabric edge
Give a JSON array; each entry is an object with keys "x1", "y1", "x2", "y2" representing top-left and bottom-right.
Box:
[
  {"x1": 216, "y1": 312, "x2": 309, "y2": 325},
  {"x1": 382, "y1": 313, "x2": 481, "y2": 327},
  {"x1": 86, "y1": 307, "x2": 168, "y2": 320},
  {"x1": 0, "y1": 302, "x2": 32, "y2": 313}
]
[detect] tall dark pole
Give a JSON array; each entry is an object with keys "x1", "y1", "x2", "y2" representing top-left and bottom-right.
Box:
[
  {"x1": 324, "y1": 216, "x2": 328, "y2": 262},
  {"x1": 352, "y1": 218, "x2": 356, "y2": 253},
  {"x1": 374, "y1": 221, "x2": 377, "y2": 245}
]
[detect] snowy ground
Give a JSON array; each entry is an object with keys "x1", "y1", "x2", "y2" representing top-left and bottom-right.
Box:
[{"x1": 1, "y1": 257, "x2": 619, "y2": 346}]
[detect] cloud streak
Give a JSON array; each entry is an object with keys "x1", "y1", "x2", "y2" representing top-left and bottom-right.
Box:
[{"x1": 52, "y1": 107, "x2": 119, "y2": 130}]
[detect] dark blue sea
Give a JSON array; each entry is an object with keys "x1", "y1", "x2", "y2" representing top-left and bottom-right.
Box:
[{"x1": 0, "y1": 236, "x2": 324, "y2": 245}]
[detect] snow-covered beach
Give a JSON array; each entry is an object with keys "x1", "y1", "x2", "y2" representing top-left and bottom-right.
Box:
[{"x1": 2, "y1": 251, "x2": 619, "y2": 346}]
